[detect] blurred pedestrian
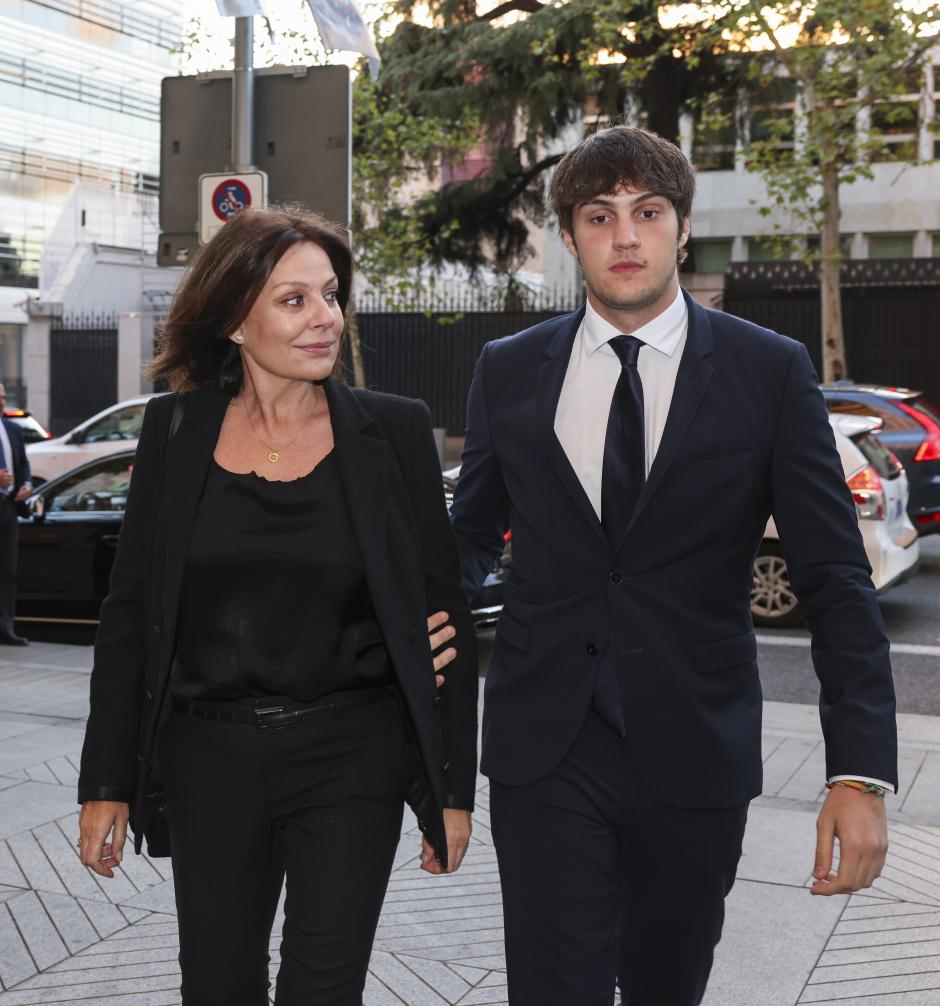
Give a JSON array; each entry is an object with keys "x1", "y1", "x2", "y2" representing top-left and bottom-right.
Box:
[
  {"x1": 77, "y1": 207, "x2": 477, "y2": 1005},
  {"x1": 0, "y1": 382, "x2": 31, "y2": 646},
  {"x1": 452, "y1": 126, "x2": 896, "y2": 1006}
]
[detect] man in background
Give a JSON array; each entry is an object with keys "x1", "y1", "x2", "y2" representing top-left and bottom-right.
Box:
[{"x1": 0, "y1": 382, "x2": 31, "y2": 645}]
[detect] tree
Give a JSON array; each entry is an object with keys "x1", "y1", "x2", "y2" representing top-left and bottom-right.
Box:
[{"x1": 730, "y1": 1, "x2": 940, "y2": 381}]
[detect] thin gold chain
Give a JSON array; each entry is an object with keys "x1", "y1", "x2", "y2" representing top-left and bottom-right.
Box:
[{"x1": 235, "y1": 394, "x2": 320, "y2": 464}]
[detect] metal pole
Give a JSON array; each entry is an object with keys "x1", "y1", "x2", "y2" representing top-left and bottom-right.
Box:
[{"x1": 232, "y1": 16, "x2": 254, "y2": 171}]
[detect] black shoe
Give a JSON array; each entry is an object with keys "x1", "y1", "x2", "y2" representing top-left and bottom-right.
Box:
[{"x1": 0, "y1": 630, "x2": 28, "y2": 646}]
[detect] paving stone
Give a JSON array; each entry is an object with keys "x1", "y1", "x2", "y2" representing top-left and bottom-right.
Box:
[
  {"x1": 702, "y1": 879, "x2": 846, "y2": 1006},
  {"x1": 34, "y1": 892, "x2": 97, "y2": 955},
  {"x1": 799, "y1": 972, "x2": 940, "y2": 1001},
  {"x1": 6, "y1": 892, "x2": 68, "y2": 973},
  {"x1": 0, "y1": 899, "x2": 36, "y2": 990},
  {"x1": 902, "y1": 752, "x2": 940, "y2": 819},
  {"x1": 762, "y1": 736, "x2": 820, "y2": 797}
]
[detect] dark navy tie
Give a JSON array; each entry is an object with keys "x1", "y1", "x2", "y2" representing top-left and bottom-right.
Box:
[
  {"x1": 601, "y1": 335, "x2": 646, "y2": 547},
  {"x1": 592, "y1": 335, "x2": 645, "y2": 736}
]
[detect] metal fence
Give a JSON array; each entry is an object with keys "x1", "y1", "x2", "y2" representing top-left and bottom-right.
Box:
[
  {"x1": 50, "y1": 315, "x2": 118, "y2": 436},
  {"x1": 723, "y1": 259, "x2": 940, "y2": 404}
]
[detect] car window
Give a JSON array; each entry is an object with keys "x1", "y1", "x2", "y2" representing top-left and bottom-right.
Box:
[
  {"x1": 84, "y1": 405, "x2": 146, "y2": 443},
  {"x1": 825, "y1": 398, "x2": 920, "y2": 433},
  {"x1": 46, "y1": 456, "x2": 134, "y2": 513},
  {"x1": 855, "y1": 434, "x2": 902, "y2": 480},
  {"x1": 912, "y1": 399, "x2": 940, "y2": 426}
]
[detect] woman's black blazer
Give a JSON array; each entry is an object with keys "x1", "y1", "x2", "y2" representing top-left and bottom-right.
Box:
[{"x1": 77, "y1": 380, "x2": 478, "y2": 866}]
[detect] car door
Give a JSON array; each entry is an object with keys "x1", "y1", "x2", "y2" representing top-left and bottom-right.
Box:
[{"x1": 17, "y1": 454, "x2": 133, "y2": 624}]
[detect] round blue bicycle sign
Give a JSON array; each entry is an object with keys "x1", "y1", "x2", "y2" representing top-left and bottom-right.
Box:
[{"x1": 211, "y1": 179, "x2": 252, "y2": 220}]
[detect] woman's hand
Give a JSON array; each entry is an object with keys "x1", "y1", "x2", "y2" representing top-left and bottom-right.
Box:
[
  {"x1": 419, "y1": 809, "x2": 472, "y2": 875},
  {"x1": 427, "y1": 610, "x2": 457, "y2": 688},
  {"x1": 78, "y1": 800, "x2": 130, "y2": 878}
]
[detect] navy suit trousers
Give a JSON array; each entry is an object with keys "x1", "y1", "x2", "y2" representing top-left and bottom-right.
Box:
[{"x1": 490, "y1": 711, "x2": 749, "y2": 1006}]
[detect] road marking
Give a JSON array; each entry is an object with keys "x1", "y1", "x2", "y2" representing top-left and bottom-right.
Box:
[{"x1": 756, "y1": 634, "x2": 940, "y2": 658}]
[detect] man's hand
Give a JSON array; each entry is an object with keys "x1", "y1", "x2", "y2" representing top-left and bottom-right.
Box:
[
  {"x1": 78, "y1": 800, "x2": 130, "y2": 879},
  {"x1": 427, "y1": 610, "x2": 457, "y2": 688},
  {"x1": 419, "y1": 809, "x2": 472, "y2": 875},
  {"x1": 14, "y1": 482, "x2": 31, "y2": 501},
  {"x1": 0, "y1": 469, "x2": 12, "y2": 489},
  {"x1": 811, "y1": 786, "x2": 888, "y2": 895}
]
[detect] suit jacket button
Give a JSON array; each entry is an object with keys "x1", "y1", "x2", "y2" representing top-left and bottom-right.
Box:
[
  {"x1": 408, "y1": 629, "x2": 418, "y2": 645},
  {"x1": 432, "y1": 696, "x2": 443, "y2": 710},
  {"x1": 152, "y1": 625, "x2": 162, "y2": 636},
  {"x1": 144, "y1": 690, "x2": 153, "y2": 701},
  {"x1": 441, "y1": 761, "x2": 450, "y2": 773},
  {"x1": 609, "y1": 571, "x2": 623, "y2": 585},
  {"x1": 585, "y1": 642, "x2": 598, "y2": 656}
]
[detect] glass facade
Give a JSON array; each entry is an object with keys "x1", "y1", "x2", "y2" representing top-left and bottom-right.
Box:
[{"x1": 0, "y1": 0, "x2": 187, "y2": 285}]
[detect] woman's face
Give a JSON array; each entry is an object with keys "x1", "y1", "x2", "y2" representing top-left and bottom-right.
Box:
[{"x1": 231, "y1": 241, "x2": 344, "y2": 383}]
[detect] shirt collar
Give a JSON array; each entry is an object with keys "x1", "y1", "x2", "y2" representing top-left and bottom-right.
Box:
[{"x1": 583, "y1": 287, "x2": 687, "y2": 359}]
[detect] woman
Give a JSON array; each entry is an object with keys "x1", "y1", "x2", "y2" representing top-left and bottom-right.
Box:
[{"x1": 76, "y1": 207, "x2": 478, "y2": 1004}]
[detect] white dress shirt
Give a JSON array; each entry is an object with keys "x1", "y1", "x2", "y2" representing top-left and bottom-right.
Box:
[
  {"x1": 554, "y1": 287, "x2": 687, "y2": 520},
  {"x1": 552, "y1": 287, "x2": 893, "y2": 793}
]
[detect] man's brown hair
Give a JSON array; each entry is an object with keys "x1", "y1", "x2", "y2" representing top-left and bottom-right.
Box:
[
  {"x1": 549, "y1": 126, "x2": 696, "y2": 246},
  {"x1": 149, "y1": 206, "x2": 352, "y2": 393}
]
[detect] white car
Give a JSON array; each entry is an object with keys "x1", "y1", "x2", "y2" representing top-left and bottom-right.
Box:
[
  {"x1": 26, "y1": 394, "x2": 162, "y2": 486},
  {"x1": 751, "y1": 413, "x2": 920, "y2": 626}
]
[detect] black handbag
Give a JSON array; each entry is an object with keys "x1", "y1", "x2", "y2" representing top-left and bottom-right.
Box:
[{"x1": 136, "y1": 391, "x2": 188, "y2": 860}]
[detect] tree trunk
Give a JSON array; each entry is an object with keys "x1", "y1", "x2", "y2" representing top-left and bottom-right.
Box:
[
  {"x1": 819, "y1": 165, "x2": 846, "y2": 382},
  {"x1": 345, "y1": 297, "x2": 367, "y2": 389}
]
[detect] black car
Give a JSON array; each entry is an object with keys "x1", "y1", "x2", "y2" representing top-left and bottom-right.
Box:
[
  {"x1": 15, "y1": 450, "x2": 506, "y2": 629},
  {"x1": 14, "y1": 450, "x2": 133, "y2": 626},
  {"x1": 821, "y1": 383, "x2": 940, "y2": 535}
]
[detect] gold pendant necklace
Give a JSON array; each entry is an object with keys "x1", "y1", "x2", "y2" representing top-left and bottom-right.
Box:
[{"x1": 243, "y1": 405, "x2": 310, "y2": 463}]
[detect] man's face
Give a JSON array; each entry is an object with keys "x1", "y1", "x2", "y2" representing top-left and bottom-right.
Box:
[
  {"x1": 562, "y1": 186, "x2": 690, "y2": 321},
  {"x1": 0, "y1": 385, "x2": 6, "y2": 411}
]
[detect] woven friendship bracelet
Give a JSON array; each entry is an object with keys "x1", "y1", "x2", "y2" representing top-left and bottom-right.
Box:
[{"x1": 825, "y1": 780, "x2": 888, "y2": 798}]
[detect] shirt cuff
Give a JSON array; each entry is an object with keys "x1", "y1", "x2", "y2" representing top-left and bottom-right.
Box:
[{"x1": 828, "y1": 775, "x2": 896, "y2": 794}]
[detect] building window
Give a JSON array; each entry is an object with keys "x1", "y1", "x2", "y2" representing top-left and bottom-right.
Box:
[
  {"x1": 868, "y1": 233, "x2": 914, "y2": 259},
  {"x1": 748, "y1": 238, "x2": 790, "y2": 262},
  {"x1": 692, "y1": 239, "x2": 733, "y2": 273},
  {"x1": 932, "y1": 234, "x2": 940, "y2": 257},
  {"x1": 692, "y1": 100, "x2": 737, "y2": 171},
  {"x1": 748, "y1": 77, "x2": 797, "y2": 157},
  {"x1": 871, "y1": 68, "x2": 921, "y2": 163}
]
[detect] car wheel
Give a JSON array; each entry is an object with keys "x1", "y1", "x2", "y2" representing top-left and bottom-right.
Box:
[{"x1": 751, "y1": 540, "x2": 803, "y2": 628}]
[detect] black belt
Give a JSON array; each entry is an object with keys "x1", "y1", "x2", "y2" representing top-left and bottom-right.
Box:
[{"x1": 171, "y1": 684, "x2": 394, "y2": 729}]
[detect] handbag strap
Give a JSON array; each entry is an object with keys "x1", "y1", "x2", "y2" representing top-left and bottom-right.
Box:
[{"x1": 166, "y1": 391, "x2": 189, "y2": 448}]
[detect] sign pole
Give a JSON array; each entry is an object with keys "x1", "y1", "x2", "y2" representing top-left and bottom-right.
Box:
[{"x1": 232, "y1": 16, "x2": 255, "y2": 172}]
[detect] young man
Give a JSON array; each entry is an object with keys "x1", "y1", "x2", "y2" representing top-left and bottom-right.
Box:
[{"x1": 450, "y1": 127, "x2": 897, "y2": 1005}]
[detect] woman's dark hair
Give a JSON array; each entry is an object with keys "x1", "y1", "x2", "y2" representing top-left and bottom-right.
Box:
[
  {"x1": 549, "y1": 126, "x2": 696, "y2": 257},
  {"x1": 149, "y1": 205, "x2": 352, "y2": 392}
]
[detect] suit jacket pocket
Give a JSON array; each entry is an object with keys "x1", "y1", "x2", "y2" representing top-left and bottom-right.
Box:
[
  {"x1": 695, "y1": 631, "x2": 758, "y2": 673},
  {"x1": 496, "y1": 610, "x2": 531, "y2": 653}
]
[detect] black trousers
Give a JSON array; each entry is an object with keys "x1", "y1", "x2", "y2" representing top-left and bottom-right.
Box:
[
  {"x1": 0, "y1": 498, "x2": 18, "y2": 633},
  {"x1": 157, "y1": 687, "x2": 410, "y2": 1005},
  {"x1": 490, "y1": 710, "x2": 748, "y2": 1006}
]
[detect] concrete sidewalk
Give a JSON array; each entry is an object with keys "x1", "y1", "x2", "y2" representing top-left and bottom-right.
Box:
[{"x1": 0, "y1": 644, "x2": 938, "y2": 1004}]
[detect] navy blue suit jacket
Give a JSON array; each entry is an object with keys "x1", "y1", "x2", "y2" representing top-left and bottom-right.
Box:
[
  {"x1": 451, "y1": 291, "x2": 898, "y2": 809},
  {"x1": 1, "y1": 418, "x2": 30, "y2": 495}
]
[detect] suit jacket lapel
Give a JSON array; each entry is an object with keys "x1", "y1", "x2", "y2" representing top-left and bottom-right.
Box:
[
  {"x1": 536, "y1": 308, "x2": 608, "y2": 547},
  {"x1": 325, "y1": 379, "x2": 391, "y2": 621},
  {"x1": 161, "y1": 387, "x2": 230, "y2": 642},
  {"x1": 621, "y1": 291, "x2": 715, "y2": 543}
]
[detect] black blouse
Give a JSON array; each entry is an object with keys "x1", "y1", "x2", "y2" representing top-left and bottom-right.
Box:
[{"x1": 172, "y1": 451, "x2": 392, "y2": 701}]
